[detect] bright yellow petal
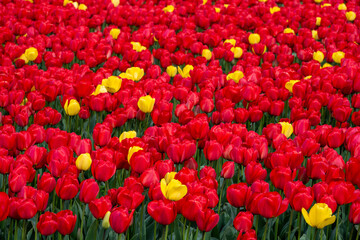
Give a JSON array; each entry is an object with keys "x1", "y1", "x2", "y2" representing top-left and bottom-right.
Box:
[
  {"x1": 167, "y1": 179, "x2": 187, "y2": 201},
  {"x1": 160, "y1": 179, "x2": 168, "y2": 198},
  {"x1": 164, "y1": 172, "x2": 177, "y2": 184},
  {"x1": 302, "y1": 208, "x2": 313, "y2": 227},
  {"x1": 317, "y1": 216, "x2": 336, "y2": 229}
]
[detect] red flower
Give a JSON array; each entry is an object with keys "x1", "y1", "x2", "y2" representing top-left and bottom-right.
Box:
[
  {"x1": 195, "y1": 208, "x2": 219, "y2": 232},
  {"x1": 109, "y1": 206, "x2": 134, "y2": 234},
  {"x1": 57, "y1": 210, "x2": 77, "y2": 236},
  {"x1": 37, "y1": 212, "x2": 58, "y2": 236},
  {"x1": 147, "y1": 200, "x2": 177, "y2": 225}
]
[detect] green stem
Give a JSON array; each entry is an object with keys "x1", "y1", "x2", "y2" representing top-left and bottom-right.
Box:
[
  {"x1": 312, "y1": 228, "x2": 317, "y2": 240},
  {"x1": 288, "y1": 210, "x2": 294, "y2": 240},
  {"x1": 320, "y1": 229, "x2": 322, "y2": 240},
  {"x1": 217, "y1": 179, "x2": 226, "y2": 214},
  {"x1": 163, "y1": 225, "x2": 169, "y2": 240},
  {"x1": 182, "y1": 218, "x2": 186, "y2": 240},
  {"x1": 350, "y1": 225, "x2": 354, "y2": 240},
  {"x1": 14, "y1": 220, "x2": 18, "y2": 240},
  {"x1": 140, "y1": 200, "x2": 145, "y2": 240},
  {"x1": 194, "y1": 228, "x2": 199, "y2": 240},
  {"x1": 255, "y1": 215, "x2": 259, "y2": 233},
  {"x1": 356, "y1": 224, "x2": 360, "y2": 240},
  {"x1": 21, "y1": 220, "x2": 27, "y2": 240},
  {"x1": 34, "y1": 214, "x2": 38, "y2": 240},
  {"x1": 154, "y1": 221, "x2": 157, "y2": 240},
  {"x1": 262, "y1": 219, "x2": 269, "y2": 240},
  {"x1": 298, "y1": 212, "x2": 302, "y2": 240},
  {"x1": 274, "y1": 217, "x2": 279, "y2": 240},
  {"x1": 335, "y1": 208, "x2": 340, "y2": 240},
  {"x1": 202, "y1": 232, "x2": 206, "y2": 240},
  {"x1": 80, "y1": 204, "x2": 86, "y2": 240}
]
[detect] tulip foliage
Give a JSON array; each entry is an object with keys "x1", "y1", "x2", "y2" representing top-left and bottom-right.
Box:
[{"x1": 1, "y1": 0, "x2": 360, "y2": 239}]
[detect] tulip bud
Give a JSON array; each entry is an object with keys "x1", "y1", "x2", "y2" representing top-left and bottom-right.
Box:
[
  {"x1": 248, "y1": 33, "x2": 260, "y2": 44},
  {"x1": 221, "y1": 161, "x2": 235, "y2": 179},
  {"x1": 312, "y1": 30, "x2": 319, "y2": 40},
  {"x1": 64, "y1": 99, "x2": 80, "y2": 116},
  {"x1": 166, "y1": 66, "x2": 177, "y2": 77},
  {"x1": 24, "y1": 47, "x2": 38, "y2": 61},
  {"x1": 202, "y1": 49, "x2": 212, "y2": 61},
  {"x1": 119, "y1": 67, "x2": 144, "y2": 82},
  {"x1": 270, "y1": 6, "x2": 280, "y2": 14},
  {"x1": 313, "y1": 51, "x2": 324, "y2": 63},
  {"x1": 102, "y1": 211, "x2": 111, "y2": 229},
  {"x1": 346, "y1": 11, "x2": 356, "y2": 21},
  {"x1": 332, "y1": 51, "x2": 345, "y2": 64},
  {"x1": 160, "y1": 176, "x2": 187, "y2": 201},
  {"x1": 316, "y1": 17, "x2": 321, "y2": 26},
  {"x1": 284, "y1": 28, "x2": 295, "y2": 34},
  {"x1": 110, "y1": 28, "x2": 121, "y2": 39},
  {"x1": 76, "y1": 153, "x2": 92, "y2": 171},
  {"x1": 137, "y1": 95, "x2": 155, "y2": 113},
  {"x1": 163, "y1": 5, "x2": 175, "y2": 13}
]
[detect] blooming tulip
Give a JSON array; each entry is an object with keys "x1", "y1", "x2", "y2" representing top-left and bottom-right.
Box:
[
  {"x1": 160, "y1": 172, "x2": 187, "y2": 201},
  {"x1": 64, "y1": 99, "x2": 80, "y2": 116},
  {"x1": 302, "y1": 203, "x2": 336, "y2": 229},
  {"x1": 137, "y1": 95, "x2": 155, "y2": 113}
]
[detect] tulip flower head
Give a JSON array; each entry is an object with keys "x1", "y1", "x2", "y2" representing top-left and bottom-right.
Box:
[
  {"x1": 137, "y1": 95, "x2": 155, "y2": 113},
  {"x1": 316, "y1": 17, "x2": 321, "y2": 26},
  {"x1": 224, "y1": 39, "x2": 236, "y2": 46},
  {"x1": 25, "y1": 47, "x2": 38, "y2": 61},
  {"x1": 76, "y1": 153, "x2": 92, "y2": 171},
  {"x1": 166, "y1": 66, "x2": 177, "y2": 77},
  {"x1": 111, "y1": 0, "x2": 119, "y2": 7},
  {"x1": 231, "y1": 47, "x2": 243, "y2": 58},
  {"x1": 302, "y1": 203, "x2": 336, "y2": 229},
  {"x1": 119, "y1": 131, "x2": 137, "y2": 142},
  {"x1": 279, "y1": 122, "x2": 293, "y2": 138},
  {"x1": 92, "y1": 84, "x2": 108, "y2": 96},
  {"x1": 78, "y1": 4, "x2": 87, "y2": 10},
  {"x1": 312, "y1": 30, "x2": 319, "y2": 40},
  {"x1": 313, "y1": 51, "x2": 324, "y2": 63},
  {"x1": 127, "y1": 146, "x2": 143, "y2": 163},
  {"x1": 178, "y1": 65, "x2": 194, "y2": 78},
  {"x1": 163, "y1": 5, "x2": 174, "y2": 13},
  {"x1": 202, "y1": 49, "x2": 212, "y2": 61},
  {"x1": 332, "y1": 51, "x2": 345, "y2": 64},
  {"x1": 110, "y1": 28, "x2": 121, "y2": 39},
  {"x1": 284, "y1": 28, "x2": 295, "y2": 34},
  {"x1": 131, "y1": 42, "x2": 146, "y2": 52},
  {"x1": 346, "y1": 11, "x2": 356, "y2": 21},
  {"x1": 102, "y1": 76, "x2": 122, "y2": 93},
  {"x1": 160, "y1": 172, "x2": 187, "y2": 201},
  {"x1": 338, "y1": 3, "x2": 347, "y2": 10},
  {"x1": 215, "y1": 7, "x2": 220, "y2": 13},
  {"x1": 119, "y1": 67, "x2": 144, "y2": 81},
  {"x1": 270, "y1": 6, "x2": 280, "y2": 14},
  {"x1": 285, "y1": 80, "x2": 300, "y2": 93},
  {"x1": 64, "y1": 99, "x2": 80, "y2": 116},
  {"x1": 248, "y1": 33, "x2": 260, "y2": 44},
  {"x1": 102, "y1": 211, "x2": 111, "y2": 229},
  {"x1": 226, "y1": 71, "x2": 244, "y2": 83}
]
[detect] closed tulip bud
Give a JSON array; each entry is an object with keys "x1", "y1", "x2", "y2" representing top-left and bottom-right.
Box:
[
  {"x1": 312, "y1": 30, "x2": 319, "y2": 40},
  {"x1": 76, "y1": 153, "x2": 92, "y2": 171},
  {"x1": 284, "y1": 28, "x2": 295, "y2": 34},
  {"x1": 37, "y1": 212, "x2": 58, "y2": 236},
  {"x1": 226, "y1": 183, "x2": 250, "y2": 208},
  {"x1": 279, "y1": 122, "x2": 293, "y2": 138},
  {"x1": 231, "y1": 47, "x2": 243, "y2": 58},
  {"x1": 57, "y1": 210, "x2": 77, "y2": 235},
  {"x1": 0, "y1": 192, "x2": 9, "y2": 221},
  {"x1": 109, "y1": 206, "x2": 134, "y2": 234},
  {"x1": 233, "y1": 211, "x2": 253, "y2": 233},
  {"x1": 270, "y1": 6, "x2": 280, "y2": 14},
  {"x1": 163, "y1": 5, "x2": 175, "y2": 13},
  {"x1": 137, "y1": 95, "x2": 155, "y2": 113},
  {"x1": 313, "y1": 51, "x2": 324, "y2": 63},
  {"x1": 202, "y1": 49, "x2": 212, "y2": 61},
  {"x1": 109, "y1": 28, "x2": 120, "y2": 39},
  {"x1": 102, "y1": 211, "x2": 111, "y2": 229},
  {"x1": 24, "y1": 47, "x2": 38, "y2": 61},
  {"x1": 56, "y1": 175, "x2": 79, "y2": 200},
  {"x1": 302, "y1": 203, "x2": 336, "y2": 229},
  {"x1": 248, "y1": 33, "x2": 260, "y2": 44},
  {"x1": 166, "y1": 66, "x2": 177, "y2": 77},
  {"x1": 102, "y1": 76, "x2": 122, "y2": 93},
  {"x1": 254, "y1": 192, "x2": 289, "y2": 218},
  {"x1": 346, "y1": 11, "x2": 356, "y2": 21},
  {"x1": 147, "y1": 200, "x2": 177, "y2": 225},
  {"x1": 221, "y1": 161, "x2": 235, "y2": 179},
  {"x1": 196, "y1": 209, "x2": 219, "y2": 232},
  {"x1": 332, "y1": 51, "x2": 345, "y2": 64},
  {"x1": 89, "y1": 196, "x2": 112, "y2": 219},
  {"x1": 127, "y1": 146, "x2": 143, "y2": 163},
  {"x1": 64, "y1": 99, "x2": 80, "y2": 116},
  {"x1": 79, "y1": 179, "x2": 99, "y2": 204}
]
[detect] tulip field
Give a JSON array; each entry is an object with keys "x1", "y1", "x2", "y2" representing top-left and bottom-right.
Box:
[{"x1": 2, "y1": 0, "x2": 360, "y2": 239}]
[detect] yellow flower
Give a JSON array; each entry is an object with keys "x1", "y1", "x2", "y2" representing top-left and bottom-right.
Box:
[
  {"x1": 316, "y1": 17, "x2": 321, "y2": 26},
  {"x1": 224, "y1": 39, "x2": 236, "y2": 46},
  {"x1": 312, "y1": 30, "x2": 319, "y2": 40},
  {"x1": 313, "y1": 51, "x2": 324, "y2": 63},
  {"x1": 111, "y1": 0, "x2": 119, "y2": 7},
  {"x1": 224, "y1": 4, "x2": 229, "y2": 8},
  {"x1": 332, "y1": 51, "x2": 345, "y2": 64},
  {"x1": 102, "y1": 76, "x2": 122, "y2": 93},
  {"x1": 302, "y1": 203, "x2": 336, "y2": 229},
  {"x1": 284, "y1": 28, "x2": 295, "y2": 34},
  {"x1": 226, "y1": 71, "x2": 244, "y2": 83},
  {"x1": 119, "y1": 131, "x2": 137, "y2": 142},
  {"x1": 279, "y1": 122, "x2": 293, "y2": 138},
  {"x1": 78, "y1": 4, "x2": 87, "y2": 10},
  {"x1": 231, "y1": 47, "x2": 243, "y2": 59},
  {"x1": 127, "y1": 146, "x2": 143, "y2": 163},
  {"x1": 137, "y1": 95, "x2": 155, "y2": 113},
  {"x1": 248, "y1": 33, "x2": 260, "y2": 44},
  {"x1": 18, "y1": 53, "x2": 29, "y2": 64},
  {"x1": 160, "y1": 173, "x2": 187, "y2": 201},
  {"x1": 63, "y1": 0, "x2": 70, "y2": 6},
  {"x1": 322, "y1": 63, "x2": 332, "y2": 68},
  {"x1": 91, "y1": 84, "x2": 108, "y2": 96},
  {"x1": 166, "y1": 65, "x2": 177, "y2": 77},
  {"x1": 64, "y1": 99, "x2": 80, "y2": 116},
  {"x1": 338, "y1": 3, "x2": 347, "y2": 10},
  {"x1": 346, "y1": 11, "x2": 356, "y2": 21},
  {"x1": 119, "y1": 67, "x2": 144, "y2": 81},
  {"x1": 314, "y1": 0, "x2": 323, "y2": 3},
  {"x1": 202, "y1": 49, "x2": 212, "y2": 61},
  {"x1": 110, "y1": 28, "x2": 121, "y2": 39},
  {"x1": 76, "y1": 153, "x2": 92, "y2": 171},
  {"x1": 178, "y1": 65, "x2": 194, "y2": 78},
  {"x1": 215, "y1": 7, "x2": 220, "y2": 13},
  {"x1": 102, "y1": 211, "x2": 111, "y2": 228},
  {"x1": 24, "y1": 47, "x2": 38, "y2": 61},
  {"x1": 131, "y1": 42, "x2": 146, "y2": 52},
  {"x1": 203, "y1": 0, "x2": 207, "y2": 4},
  {"x1": 270, "y1": 6, "x2": 280, "y2": 14},
  {"x1": 258, "y1": 0, "x2": 267, "y2": 2},
  {"x1": 321, "y1": 3, "x2": 331, "y2": 7},
  {"x1": 285, "y1": 80, "x2": 300, "y2": 93},
  {"x1": 163, "y1": 5, "x2": 174, "y2": 13}
]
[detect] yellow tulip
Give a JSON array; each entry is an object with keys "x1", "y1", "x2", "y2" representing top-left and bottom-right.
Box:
[
  {"x1": 302, "y1": 203, "x2": 336, "y2": 229},
  {"x1": 223, "y1": 4, "x2": 229, "y2": 8},
  {"x1": 177, "y1": 65, "x2": 194, "y2": 78},
  {"x1": 119, "y1": 67, "x2": 144, "y2": 82},
  {"x1": 64, "y1": 99, "x2": 80, "y2": 116},
  {"x1": 279, "y1": 122, "x2": 293, "y2": 138},
  {"x1": 111, "y1": 0, "x2": 119, "y2": 7},
  {"x1": 127, "y1": 146, "x2": 143, "y2": 163},
  {"x1": 91, "y1": 84, "x2": 108, "y2": 96},
  {"x1": 285, "y1": 80, "x2": 300, "y2": 93},
  {"x1": 338, "y1": 3, "x2": 347, "y2": 10},
  {"x1": 137, "y1": 95, "x2": 155, "y2": 113},
  {"x1": 119, "y1": 131, "x2": 137, "y2": 142},
  {"x1": 322, "y1": 63, "x2": 332, "y2": 68},
  {"x1": 258, "y1": 0, "x2": 267, "y2": 2},
  {"x1": 346, "y1": 11, "x2": 356, "y2": 21},
  {"x1": 312, "y1": 30, "x2": 319, "y2": 40},
  {"x1": 166, "y1": 65, "x2": 177, "y2": 77},
  {"x1": 102, "y1": 76, "x2": 122, "y2": 93},
  {"x1": 110, "y1": 28, "x2": 121, "y2": 39},
  {"x1": 160, "y1": 177, "x2": 187, "y2": 201},
  {"x1": 226, "y1": 71, "x2": 244, "y2": 83},
  {"x1": 313, "y1": 51, "x2": 324, "y2": 63},
  {"x1": 163, "y1": 5, "x2": 174, "y2": 13},
  {"x1": 215, "y1": 7, "x2": 220, "y2": 13},
  {"x1": 164, "y1": 172, "x2": 177, "y2": 183},
  {"x1": 24, "y1": 47, "x2": 38, "y2": 61},
  {"x1": 270, "y1": 6, "x2": 280, "y2": 14},
  {"x1": 78, "y1": 4, "x2": 87, "y2": 10},
  {"x1": 314, "y1": 0, "x2": 323, "y2": 3},
  {"x1": 316, "y1": 17, "x2": 321, "y2": 26},
  {"x1": 224, "y1": 39, "x2": 236, "y2": 46},
  {"x1": 283, "y1": 28, "x2": 295, "y2": 34},
  {"x1": 231, "y1": 47, "x2": 243, "y2": 59},
  {"x1": 248, "y1": 33, "x2": 260, "y2": 45},
  {"x1": 18, "y1": 53, "x2": 29, "y2": 64},
  {"x1": 332, "y1": 51, "x2": 345, "y2": 64},
  {"x1": 76, "y1": 153, "x2": 92, "y2": 171},
  {"x1": 102, "y1": 211, "x2": 111, "y2": 229},
  {"x1": 202, "y1": 49, "x2": 212, "y2": 61},
  {"x1": 202, "y1": 0, "x2": 207, "y2": 4},
  {"x1": 131, "y1": 42, "x2": 146, "y2": 52},
  {"x1": 321, "y1": 3, "x2": 331, "y2": 7}
]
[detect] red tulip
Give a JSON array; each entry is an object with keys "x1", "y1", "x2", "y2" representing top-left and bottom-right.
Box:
[
  {"x1": 0, "y1": 192, "x2": 9, "y2": 221},
  {"x1": 37, "y1": 212, "x2": 58, "y2": 236},
  {"x1": 349, "y1": 201, "x2": 360, "y2": 224},
  {"x1": 55, "y1": 174, "x2": 79, "y2": 200},
  {"x1": 221, "y1": 161, "x2": 235, "y2": 179},
  {"x1": 251, "y1": 192, "x2": 288, "y2": 218},
  {"x1": 91, "y1": 159, "x2": 116, "y2": 182},
  {"x1": 245, "y1": 161, "x2": 267, "y2": 185},
  {"x1": 57, "y1": 210, "x2": 77, "y2": 235},
  {"x1": 233, "y1": 211, "x2": 253, "y2": 233},
  {"x1": 147, "y1": 200, "x2": 177, "y2": 225},
  {"x1": 79, "y1": 178, "x2": 99, "y2": 204},
  {"x1": 226, "y1": 183, "x2": 250, "y2": 208},
  {"x1": 89, "y1": 196, "x2": 112, "y2": 219},
  {"x1": 109, "y1": 206, "x2": 134, "y2": 233},
  {"x1": 195, "y1": 208, "x2": 219, "y2": 232}
]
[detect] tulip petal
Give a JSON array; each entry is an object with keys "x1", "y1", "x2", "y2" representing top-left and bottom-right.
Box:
[
  {"x1": 302, "y1": 208, "x2": 313, "y2": 227},
  {"x1": 317, "y1": 216, "x2": 336, "y2": 229},
  {"x1": 160, "y1": 179, "x2": 167, "y2": 199}
]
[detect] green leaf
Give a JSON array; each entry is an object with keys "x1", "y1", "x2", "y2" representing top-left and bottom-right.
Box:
[{"x1": 85, "y1": 219, "x2": 99, "y2": 240}]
